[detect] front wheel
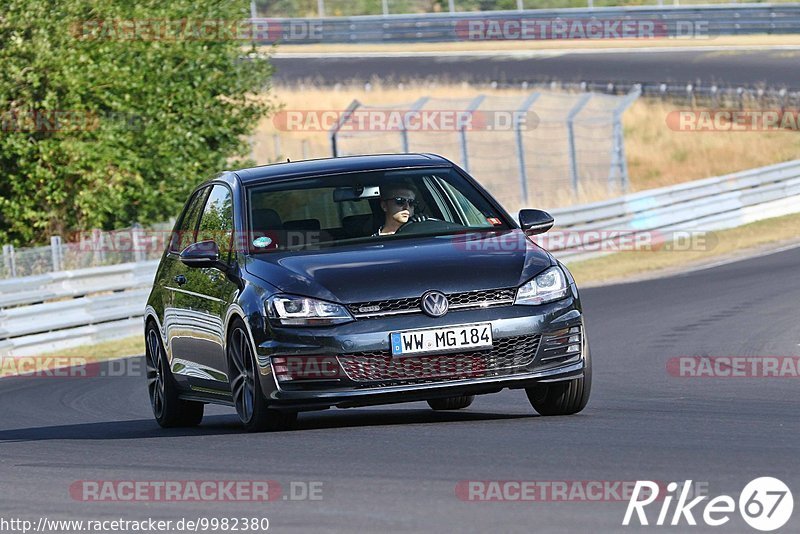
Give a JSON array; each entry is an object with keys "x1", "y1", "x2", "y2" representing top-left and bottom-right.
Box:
[
  {"x1": 227, "y1": 320, "x2": 297, "y2": 432},
  {"x1": 526, "y1": 348, "x2": 591, "y2": 416},
  {"x1": 145, "y1": 324, "x2": 204, "y2": 428}
]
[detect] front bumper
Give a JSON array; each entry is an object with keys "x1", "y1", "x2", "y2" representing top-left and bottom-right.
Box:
[{"x1": 255, "y1": 289, "x2": 586, "y2": 410}]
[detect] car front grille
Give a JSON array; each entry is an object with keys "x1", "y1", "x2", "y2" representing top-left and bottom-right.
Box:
[
  {"x1": 348, "y1": 287, "x2": 516, "y2": 318},
  {"x1": 336, "y1": 333, "x2": 541, "y2": 385}
]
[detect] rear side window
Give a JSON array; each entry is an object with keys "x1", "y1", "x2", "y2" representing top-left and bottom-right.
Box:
[{"x1": 169, "y1": 188, "x2": 208, "y2": 253}]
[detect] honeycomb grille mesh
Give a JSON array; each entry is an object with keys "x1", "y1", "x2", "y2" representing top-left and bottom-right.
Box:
[
  {"x1": 337, "y1": 334, "x2": 541, "y2": 384},
  {"x1": 348, "y1": 288, "x2": 516, "y2": 317}
]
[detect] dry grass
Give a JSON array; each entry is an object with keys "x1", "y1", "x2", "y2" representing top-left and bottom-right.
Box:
[
  {"x1": 43, "y1": 335, "x2": 144, "y2": 360},
  {"x1": 623, "y1": 99, "x2": 800, "y2": 191},
  {"x1": 566, "y1": 211, "x2": 800, "y2": 286},
  {"x1": 273, "y1": 34, "x2": 800, "y2": 54},
  {"x1": 253, "y1": 82, "x2": 800, "y2": 209}
]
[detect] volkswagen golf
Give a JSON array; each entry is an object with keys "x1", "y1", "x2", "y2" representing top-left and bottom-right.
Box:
[{"x1": 144, "y1": 153, "x2": 591, "y2": 431}]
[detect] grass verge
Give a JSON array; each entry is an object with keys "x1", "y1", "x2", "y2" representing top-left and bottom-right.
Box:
[
  {"x1": 566, "y1": 211, "x2": 800, "y2": 286},
  {"x1": 273, "y1": 35, "x2": 800, "y2": 54}
]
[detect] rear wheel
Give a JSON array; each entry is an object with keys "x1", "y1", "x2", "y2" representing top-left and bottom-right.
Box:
[
  {"x1": 228, "y1": 320, "x2": 297, "y2": 432},
  {"x1": 427, "y1": 395, "x2": 475, "y2": 411},
  {"x1": 145, "y1": 324, "x2": 204, "y2": 427},
  {"x1": 526, "y1": 347, "x2": 591, "y2": 416}
]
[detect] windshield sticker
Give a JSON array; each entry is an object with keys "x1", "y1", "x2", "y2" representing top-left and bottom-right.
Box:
[{"x1": 253, "y1": 236, "x2": 273, "y2": 248}]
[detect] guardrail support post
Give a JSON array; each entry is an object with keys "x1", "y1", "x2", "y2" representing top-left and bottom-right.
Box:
[
  {"x1": 515, "y1": 91, "x2": 541, "y2": 207},
  {"x1": 2, "y1": 244, "x2": 16, "y2": 278},
  {"x1": 567, "y1": 93, "x2": 592, "y2": 197},
  {"x1": 460, "y1": 95, "x2": 486, "y2": 173},
  {"x1": 50, "y1": 236, "x2": 63, "y2": 272}
]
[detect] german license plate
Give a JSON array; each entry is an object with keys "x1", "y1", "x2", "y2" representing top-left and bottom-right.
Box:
[{"x1": 390, "y1": 323, "x2": 493, "y2": 357}]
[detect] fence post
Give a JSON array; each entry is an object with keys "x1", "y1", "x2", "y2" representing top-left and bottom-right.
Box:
[
  {"x1": 330, "y1": 100, "x2": 361, "y2": 157},
  {"x1": 608, "y1": 86, "x2": 641, "y2": 193},
  {"x1": 460, "y1": 95, "x2": 486, "y2": 173},
  {"x1": 132, "y1": 223, "x2": 145, "y2": 263},
  {"x1": 318, "y1": 0, "x2": 325, "y2": 17},
  {"x1": 382, "y1": 0, "x2": 389, "y2": 16},
  {"x1": 401, "y1": 97, "x2": 430, "y2": 153},
  {"x1": 2, "y1": 245, "x2": 16, "y2": 278},
  {"x1": 50, "y1": 236, "x2": 63, "y2": 272},
  {"x1": 515, "y1": 92, "x2": 541, "y2": 207},
  {"x1": 273, "y1": 134, "x2": 282, "y2": 160},
  {"x1": 566, "y1": 93, "x2": 592, "y2": 197}
]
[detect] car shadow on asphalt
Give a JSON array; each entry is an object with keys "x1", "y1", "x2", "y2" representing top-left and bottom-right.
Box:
[{"x1": 0, "y1": 410, "x2": 536, "y2": 441}]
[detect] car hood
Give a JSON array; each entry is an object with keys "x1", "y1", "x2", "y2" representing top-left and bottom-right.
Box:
[{"x1": 244, "y1": 230, "x2": 553, "y2": 304}]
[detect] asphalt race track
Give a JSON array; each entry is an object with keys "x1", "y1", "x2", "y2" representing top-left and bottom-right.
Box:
[
  {"x1": 271, "y1": 49, "x2": 800, "y2": 89},
  {"x1": 1, "y1": 246, "x2": 799, "y2": 533}
]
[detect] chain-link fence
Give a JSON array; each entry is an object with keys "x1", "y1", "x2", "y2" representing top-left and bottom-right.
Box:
[
  {"x1": 330, "y1": 88, "x2": 639, "y2": 213},
  {"x1": 0, "y1": 223, "x2": 173, "y2": 280}
]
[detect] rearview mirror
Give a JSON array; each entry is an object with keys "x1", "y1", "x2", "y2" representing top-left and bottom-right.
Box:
[
  {"x1": 180, "y1": 240, "x2": 224, "y2": 269},
  {"x1": 519, "y1": 209, "x2": 554, "y2": 235},
  {"x1": 333, "y1": 185, "x2": 381, "y2": 202}
]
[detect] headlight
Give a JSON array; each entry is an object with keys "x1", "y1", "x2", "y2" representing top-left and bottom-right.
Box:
[
  {"x1": 266, "y1": 295, "x2": 354, "y2": 326},
  {"x1": 515, "y1": 266, "x2": 569, "y2": 305}
]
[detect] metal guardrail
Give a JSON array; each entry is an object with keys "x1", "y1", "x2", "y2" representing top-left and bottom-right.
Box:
[
  {"x1": 544, "y1": 159, "x2": 800, "y2": 261},
  {"x1": 263, "y1": 5, "x2": 800, "y2": 44},
  {"x1": 0, "y1": 261, "x2": 157, "y2": 357},
  {"x1": 1, "y1": 158, "x2": 799, "y2": 357}
]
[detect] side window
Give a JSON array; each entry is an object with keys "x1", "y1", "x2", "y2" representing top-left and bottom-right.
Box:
[
  {"x1": 169, "y1": 188, "x2": 208, "y2": 253},
  {"x1": 437, "y1": 178, "x2": 493, "y2": 228},
  {"x1": 197, "y1": 184, "x2": 234, "y2": 258}
]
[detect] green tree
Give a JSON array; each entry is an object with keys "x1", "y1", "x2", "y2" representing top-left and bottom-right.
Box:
[{"x1": 0, "y1": 0, "x2": 274, "y2": 245}]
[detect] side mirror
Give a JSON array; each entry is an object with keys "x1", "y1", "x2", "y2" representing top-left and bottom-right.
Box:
[
  {"x1": 519, "y1": 209, "x2": 554, "y2": 235},
  {"x1": 180, "y1": 240, "x2": 225, "y2": 270}
]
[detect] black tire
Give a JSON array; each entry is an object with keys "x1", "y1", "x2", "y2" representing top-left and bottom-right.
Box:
[
  {"x1": 145, "y1": 323, "x2": 204, "y2": 428},
  {"x1": 427, "y1": 395, "x2": 475, "y2": 411},
  {"x1": 227, "y1": 320, "x2": 297, "y2": 432},
  {"x1": 526, "y1": 346, "x2": 592, "y2": 416}
]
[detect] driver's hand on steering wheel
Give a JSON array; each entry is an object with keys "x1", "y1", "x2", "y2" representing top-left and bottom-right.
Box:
[{"x1": 409, "y1": 214, "x2": 429, "y2": 223}]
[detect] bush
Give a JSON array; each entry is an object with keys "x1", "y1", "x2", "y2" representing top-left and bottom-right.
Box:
[{"x1": 0, "y1": 0, "x2": 274, "y2": 245}]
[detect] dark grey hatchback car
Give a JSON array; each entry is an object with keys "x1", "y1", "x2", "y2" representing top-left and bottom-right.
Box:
[{"x1": 144, "y1": 154, "x2": 591, "y2": 431}]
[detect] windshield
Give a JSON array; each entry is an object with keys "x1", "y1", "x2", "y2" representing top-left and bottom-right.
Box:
[{"x1": 246, "y1": 167, "x2": 510, "y2": 253}]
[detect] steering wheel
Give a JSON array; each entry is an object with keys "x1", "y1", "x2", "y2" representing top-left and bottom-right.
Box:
[{"x1": 395, "y1": 217, "x2": 465, "y2": 235}]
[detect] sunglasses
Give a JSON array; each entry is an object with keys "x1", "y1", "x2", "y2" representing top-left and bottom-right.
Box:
[{"x1": 385, "y1": 196, "x2": 419, "y2": 209}]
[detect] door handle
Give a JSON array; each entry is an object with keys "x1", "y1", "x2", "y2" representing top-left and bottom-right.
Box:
[{"x1": 174, "y1": 274, "x2": 187, "y2": 286}]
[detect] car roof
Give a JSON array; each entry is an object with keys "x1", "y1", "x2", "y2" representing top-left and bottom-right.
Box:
[{"x1": 232, "y1": 153, "x2": 452, "y2": 184}]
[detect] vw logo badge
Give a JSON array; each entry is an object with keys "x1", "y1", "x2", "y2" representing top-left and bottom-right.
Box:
[{"x1": 421, "y1": 291, "x2": 449, "y2": 317}]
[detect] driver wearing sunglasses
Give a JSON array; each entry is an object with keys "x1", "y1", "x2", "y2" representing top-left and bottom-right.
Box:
[{"x1": 374, "y1": 184, "x2": 428, "y2": 236}]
